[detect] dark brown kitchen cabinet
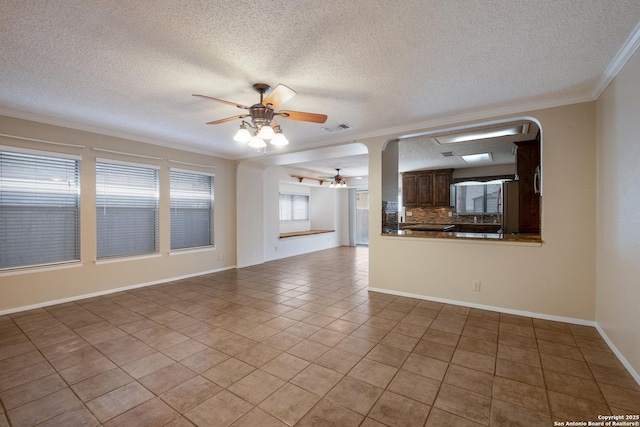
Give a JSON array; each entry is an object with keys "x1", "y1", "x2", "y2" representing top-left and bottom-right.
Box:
[
  {"x1": 415, "y1": 173, "x2": 433, "y2": 205},
  {"x1": 402, "y1": 168, "x2": 452, "y2": 207},
  {"x1": 515, "y1": 136, "x2": 541, "y2": 233},
  {"x1": 434, "y1": 169, "x2": 453, "y2": 206},
  {"x1": 402, "y1": 173, "x2": 417, "y2": 205}
]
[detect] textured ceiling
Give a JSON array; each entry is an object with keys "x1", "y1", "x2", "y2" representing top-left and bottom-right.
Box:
[{"x1": 2, "y1": 1, "x2": 640, "y2": 172}]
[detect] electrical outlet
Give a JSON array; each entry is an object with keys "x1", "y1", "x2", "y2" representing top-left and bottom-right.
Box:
[
  {"x1": 406, "y1": 211, "x2": 412, "y2": 216},
  {"x1": 472, "y1": 280, "x2": 481, "y2": 292},
  {"x1": 218, "y1": 254, "x2": 224, "y2": 261}
]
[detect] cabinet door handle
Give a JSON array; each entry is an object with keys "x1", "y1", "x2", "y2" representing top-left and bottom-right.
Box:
[{"x1": 533, "y1": 166, "x2": 541, "y2": 195}]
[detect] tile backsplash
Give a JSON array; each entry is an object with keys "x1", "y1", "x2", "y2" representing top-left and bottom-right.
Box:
[
  {"x1": 382, "y1": 200, "x2": 399, "y2": 232},
  {"x1": 404, "y1": 206, "x2": 500, "y2": 224},
  {"x1": 404, "y1": 207, "x2": 453, "y2": 223}
]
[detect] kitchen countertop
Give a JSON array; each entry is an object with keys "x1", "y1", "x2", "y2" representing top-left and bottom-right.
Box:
[
  {"x1": 383, "y1": 229, "x2": 542, "y2": 243},
  {"x1": 400, "y1": 223, "x2": 456, "y2": 231}
]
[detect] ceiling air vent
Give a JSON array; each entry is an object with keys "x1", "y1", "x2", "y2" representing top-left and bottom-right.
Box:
[
  {"x1": 441, "y1": 151, "x2": 455, "y2": 157},
  {"x1": 322, "y1": 123, "x2": 353, "y2": 133}
]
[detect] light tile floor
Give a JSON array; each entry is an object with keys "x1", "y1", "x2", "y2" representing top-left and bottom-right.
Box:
[{"x1": 1, "y1": 247, "x2": 639, "y2": 426}]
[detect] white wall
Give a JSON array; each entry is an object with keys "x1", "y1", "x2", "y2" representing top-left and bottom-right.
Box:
[
  {"x1": 452, "y1": 164, "x2": 516, "y2": 180},
  {"x1": 0, "y1": 115, "x2": 237, "y2": 312},
  {"x1": 310, "y1": 186, "x2": 335, "y2": 230},
  {"x1": 366, "y1": 105, "x2": 598, "y2": 322},
  {"x1": 239, "y1": 164, "x2": 349, "y2": 264},
  {"x1": 237, "y1": 161, "x2": 265, "y2": 267},
  {"x1": 596, "y1": 46, "x2": 640, "y2": 376}
]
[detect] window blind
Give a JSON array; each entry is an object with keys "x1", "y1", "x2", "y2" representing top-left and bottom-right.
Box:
[
  {"x1": 170, "y1": 170, "x2": 213, "y2": 250},
  {"x1": 279, "y1": 194, "x2": 309, "y2": 221},
  {"x1": 0, "y1": 149, "x2": 80, "y2": 269},
  {"x1": 96, "y1": 161, "x2": 159, "y2": 258}
]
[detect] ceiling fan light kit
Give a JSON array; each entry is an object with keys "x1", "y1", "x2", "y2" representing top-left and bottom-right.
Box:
[
  {"x1": 270, "y1": 131, "x2": 289, "y2": 146},
  {"x1": 329, "y1": 169, "x2": 348, "y2": 188},
  {"x1": 248, "y1": 135, "x2": 267, "y2": 148},
  {"x1": 194, "y1": 83, "x2": 327, "y2": 150},
  {"x1": 232, "y1": 125, "x2": 252, "y2": 143}
]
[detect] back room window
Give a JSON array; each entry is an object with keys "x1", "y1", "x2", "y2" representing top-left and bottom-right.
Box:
[{"x1": 279, "y1": 193, "x2": 309, "y2": 221}]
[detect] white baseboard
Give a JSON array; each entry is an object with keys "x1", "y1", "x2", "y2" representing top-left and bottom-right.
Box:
[
  {"x1": 0, "y1": 265, "x2": 236, "y2": 316},
  {"x1": 368, "y1": 286, "x2": 639, "y2": 386},
  {"x1": 595, "y1": 324, "x2": 640, "y2": 386},
  {"x1": 368, "y1": 287, "x2": 596, "y2": 326}
]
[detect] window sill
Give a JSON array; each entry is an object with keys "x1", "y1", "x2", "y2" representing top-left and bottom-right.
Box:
[
  {"x1": 169, "y1": 246, "x2": 215, "y2": 255},
  {"x1": 279, "y1": 230, "x2": 335, "y2": 239},
  {"x1": 0, "y1": 261, "x2": 84, "y2": 277},
  {"x1": 94, "y1": 253, "x2": 162, "y2": 265}
]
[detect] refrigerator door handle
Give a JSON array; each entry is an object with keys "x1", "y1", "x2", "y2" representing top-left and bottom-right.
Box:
[{"x1": 533, "y1": 166, "x2": 541, "y2": 195}]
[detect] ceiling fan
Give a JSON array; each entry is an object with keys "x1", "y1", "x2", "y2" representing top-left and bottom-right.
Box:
[
  {"x1": 321, "y1": 168, "x2": 350, "y2": 188},
  {"x1": 193, "y1": 83, "x2": 328, "y2": 148}
]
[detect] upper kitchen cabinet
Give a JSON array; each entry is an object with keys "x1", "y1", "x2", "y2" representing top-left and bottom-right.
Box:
[
  {"x1": 402, "y1": 168, "x2": 452, "y2": 207},
  {"x1": 434, "y1": 169, "x2": 453, "y2": 206},
  {"x1": 402, "y1": 173, "x2": 417, "y2": 206}
]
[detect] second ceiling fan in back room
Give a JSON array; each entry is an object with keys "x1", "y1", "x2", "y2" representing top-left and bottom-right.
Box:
[
  {"x1": 193, "y1": 83, "x2": 328, "y2": 149},
  {"x1": 319, "y1": 169, "x2": 350, "y2": 188}
]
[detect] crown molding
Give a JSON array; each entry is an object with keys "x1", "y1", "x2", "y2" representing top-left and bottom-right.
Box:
[{"x1": 592, "y1": 19, "x2": 640, "y2": 99}]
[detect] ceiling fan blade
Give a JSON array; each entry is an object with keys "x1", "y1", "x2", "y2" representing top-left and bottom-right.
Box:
[
  {"x1": 277, "y1": 110, "x2": 328, "y2": 124},
  {"x1": 193, "y1": 94, "x2": 249, "y2": 110},
  {"x1": 206, "y1": 114, "x2": 248, "y2": 125},
  {"x1": 263, "y1": 84, "x2": 296, "y2": 109}
]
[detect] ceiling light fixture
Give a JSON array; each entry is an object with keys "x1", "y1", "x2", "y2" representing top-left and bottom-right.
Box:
[
  {"x1": 195, "y1": 83, "x2": 327, "y2": 151},
  {"x1": 235, "y1": 120, "x2": 288, "y2": 149},
  {"x1": 435, "y1": 124, "x2": 528, "y2": 144},
  {"x1": 461, "y1": 153, "x2": 493, "y2": 164},
  {"x1": 329, "y1": 169, "x2": 348, "y2": 188}
]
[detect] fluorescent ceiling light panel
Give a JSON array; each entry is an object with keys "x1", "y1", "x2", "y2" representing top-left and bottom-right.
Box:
[
  {"x1": 435, "y1": 125, "x2": 526, "y2": 144},
  {"x1": 454, "y1": 178, "x2": 509, "y2": 186},
  {"x1": 461, "y1": 153, "x2": 493, "y2": 164}
]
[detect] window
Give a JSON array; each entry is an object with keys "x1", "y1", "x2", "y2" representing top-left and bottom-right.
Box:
[
  {"x1": 279, "y1": 193, "x2": 309, "y2": 221},
  {"x1": 0, "y1": 148, "x2": 80, "y2": 269},
  {"x1": 454, "y1": 181, "x2": 502, "y2": 214},
  {"x1": 96, "y1": 160, "x2": 159, "y2": 259},
  {"x1": 170, "y1": 169, "x2": 214, "y2": 250}
]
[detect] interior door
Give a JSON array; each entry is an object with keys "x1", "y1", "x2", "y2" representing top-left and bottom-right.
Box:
[{"x1": 356, "y1": 191, "x2": 369, "y2": 246}]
